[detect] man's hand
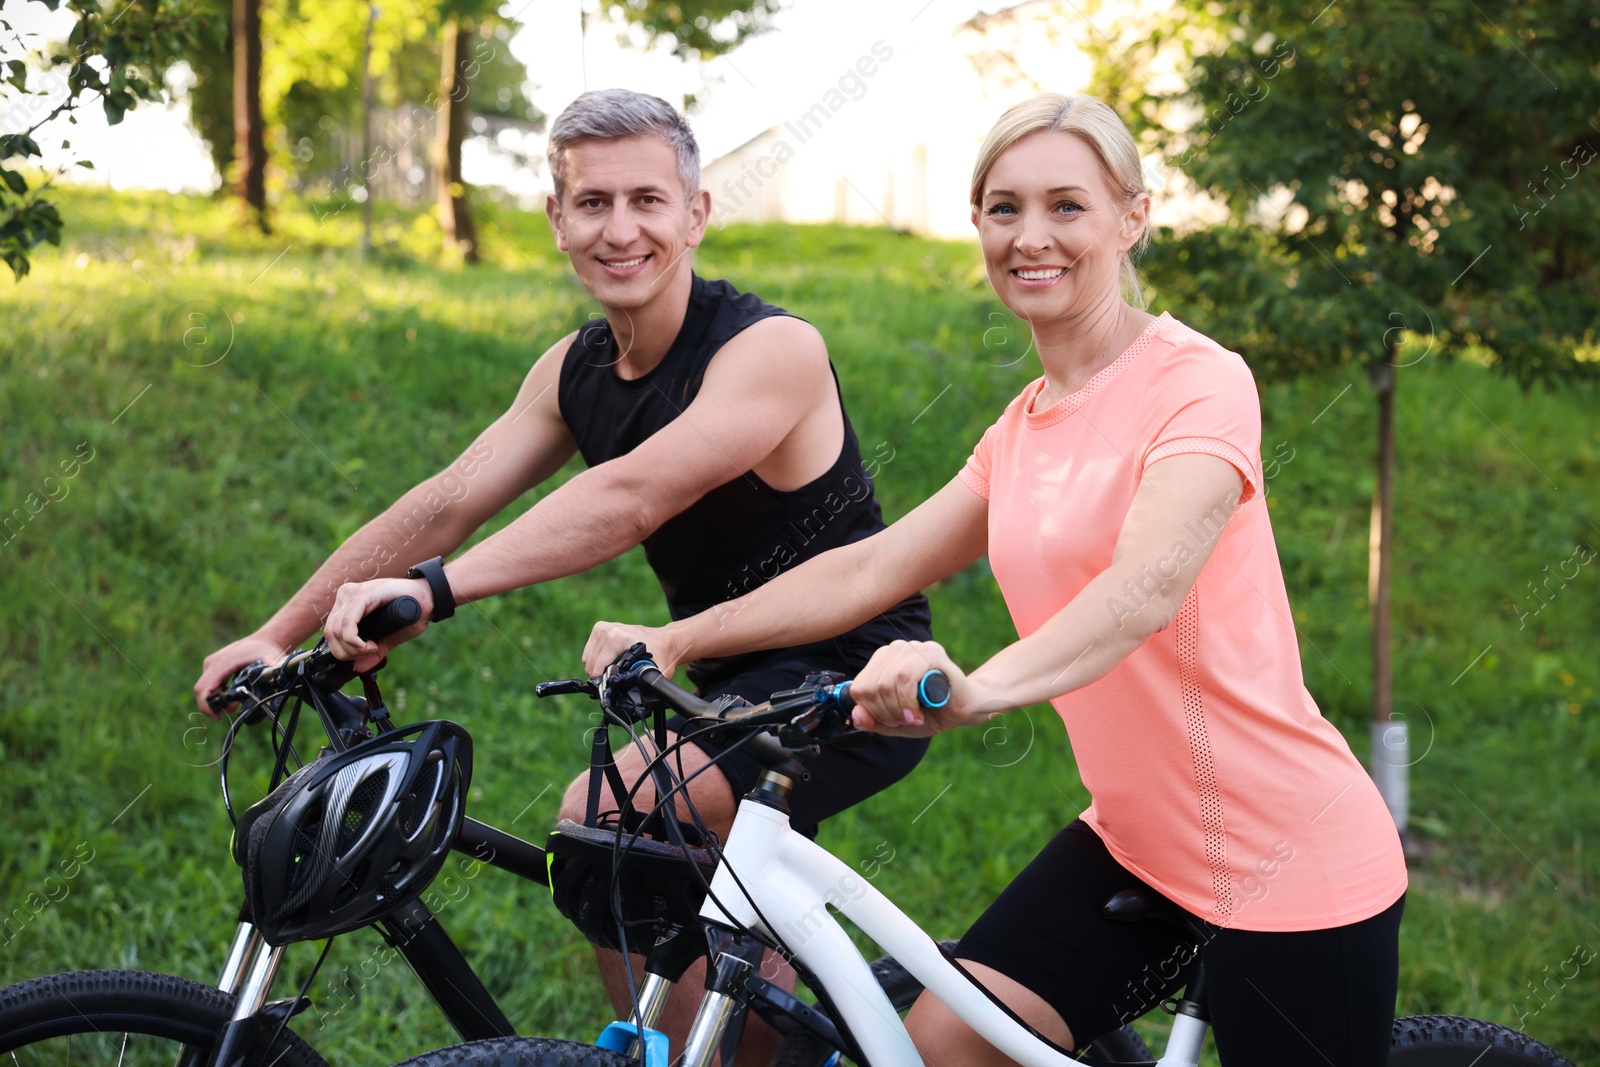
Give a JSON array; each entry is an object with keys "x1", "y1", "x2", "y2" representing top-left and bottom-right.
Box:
[
  {"x1": 194, "y1": 632, "x2": 296, "y2": 718},
  {"x1": 848, "y1": 640, "x2": 987, "y2": 738},
  {"x1": 324, "y1": 576, "x2": 434, "y2": 672},
  {"x1": 584, "y1": 621, "x2": 683, "y2": 678}
]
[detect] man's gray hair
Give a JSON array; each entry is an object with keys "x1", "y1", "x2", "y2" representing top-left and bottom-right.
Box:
[{"x1": 548, "y1": 89, "x2": 700, "y2": 200}]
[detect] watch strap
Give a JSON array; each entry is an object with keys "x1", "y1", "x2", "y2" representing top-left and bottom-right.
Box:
[{"x1": 405, "y1": 556, "x2": 456, "y2": 622}]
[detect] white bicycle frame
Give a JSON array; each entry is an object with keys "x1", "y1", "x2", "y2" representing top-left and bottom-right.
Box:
[{"x1": 679, "y1": 796, "x2": 1209, "y2": 1067}]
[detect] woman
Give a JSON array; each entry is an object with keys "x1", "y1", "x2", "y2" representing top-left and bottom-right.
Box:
[{"x1": 585, "y1": 93, "x2": 1408, "y2": 1067}]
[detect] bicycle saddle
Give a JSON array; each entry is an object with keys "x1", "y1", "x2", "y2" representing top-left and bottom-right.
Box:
[{"x1": 1101, "y1": 887, "x2": 1199, "y2": 931}]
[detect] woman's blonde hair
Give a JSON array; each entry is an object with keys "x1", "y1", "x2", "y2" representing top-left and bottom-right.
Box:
[{"x1": 970, "y1": 93, "x2": 1151, "y2": 308}]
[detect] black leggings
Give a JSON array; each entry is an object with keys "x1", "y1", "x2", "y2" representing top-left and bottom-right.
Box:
[{"x1": 954, "y1": 820, "x2": 1405, "y2": 1067}]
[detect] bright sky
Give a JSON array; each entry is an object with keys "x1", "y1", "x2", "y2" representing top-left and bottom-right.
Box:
[{"x1": 2, "y1": 0, "x2": 1017, "y2": 196}]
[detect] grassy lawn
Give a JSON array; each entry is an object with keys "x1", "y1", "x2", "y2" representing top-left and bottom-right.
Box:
[{"x1": 0, "y1": 187, "x2": 1596, "y2": 1063}]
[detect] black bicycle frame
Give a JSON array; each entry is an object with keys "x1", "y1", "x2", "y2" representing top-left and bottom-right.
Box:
[{"x1": 376, "y1": 818, "x2": 553, "y2": 1039}]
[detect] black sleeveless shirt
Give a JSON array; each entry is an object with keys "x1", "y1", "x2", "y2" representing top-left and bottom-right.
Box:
[{"x1": 557, "y1": 274, "x2": 932, "y2": 686}]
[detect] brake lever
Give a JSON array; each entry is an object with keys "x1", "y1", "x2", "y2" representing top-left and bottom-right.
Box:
[{"x1": 207, "y1": 660, "x2": 270, "y2": 718}]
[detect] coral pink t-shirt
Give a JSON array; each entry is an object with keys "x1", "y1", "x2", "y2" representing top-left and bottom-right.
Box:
[{"x1": 959, "y1": 311, "x2": 1407, "y2": 931}]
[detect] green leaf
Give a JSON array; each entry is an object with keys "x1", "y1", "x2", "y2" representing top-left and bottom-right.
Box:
[
  {"x1": 0, "y1": 169, "x2": 27, "y2": 196},
  {"x1": 75, "y1": 159, "x2": 94, "y2": 169},
  {"x1": 4, "y1": 249, "x2": 31, "y2": 281},
  {"x1": 0, "y1": 134, "x2": 42, "y2": 160}
]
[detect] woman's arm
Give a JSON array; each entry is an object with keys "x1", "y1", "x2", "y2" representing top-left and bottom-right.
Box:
[
  {"x1": 583, "y1": 477, "x2": 988, "y2": 675},
  {"x1": 850, "y1": 454, "x2": 1247, "y2": 733}
]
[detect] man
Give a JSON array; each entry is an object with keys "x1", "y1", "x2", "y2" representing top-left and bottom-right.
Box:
[{"x1": 194, "y1": 89, "x2": 931, "y2": 1056}]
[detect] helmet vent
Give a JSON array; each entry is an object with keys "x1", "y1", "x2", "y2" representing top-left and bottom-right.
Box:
[
  {"x1": 337, "y1": 769, "x2": 390, "y2": 853},
  {"x1": 399, "y1": 758, "x2": 443, "y2": 839}
]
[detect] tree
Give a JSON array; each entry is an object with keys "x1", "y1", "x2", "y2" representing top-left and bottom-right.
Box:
[
  {"x1": 427, "y1": 0, "x2": 780, "y2": 264},
  {"x1": 178, "y1": 0, "x2": 233, "y2": 181},
  {"x1": 0, "y1": 0, "x2": 217, "y2": 280},
  {"x1": 245, "y1": 0, "x2": 536, "y2": 256},
  {"x1": 432, "y1": 2, "x2": 485, "y2": 262},
  {"x1": 600, "y1": 0, "x2": 780, "y2": 60},
  {"x1": 234, "y1": 0, "x2": 267, "y2": 231},
  {"x1": 1087, "y1": 0, "x2": 1599, "y2": 836}
]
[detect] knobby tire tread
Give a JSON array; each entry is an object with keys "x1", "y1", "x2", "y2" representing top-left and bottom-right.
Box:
[
  {"x1": 0, "y1": 968, "x2": 326, "y2": 1066},
  {"x1": 1390, "y1": 1014, "x2": 1575, "y2": 1066},
  {"x1": 390, "y1": 1036, "x2": 638, "y2": 1067}
]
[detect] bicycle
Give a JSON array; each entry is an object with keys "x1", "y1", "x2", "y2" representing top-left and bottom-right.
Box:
[
  {"x1": 0, "y1": 597, "x2": 563, "y2": 1066},
  {"x1": 384, "y1": 643, "x2": 1578, "y2": 1067},
  {"x1": 0, "y1": 601, "x2": 1016, "y2": 1067}
]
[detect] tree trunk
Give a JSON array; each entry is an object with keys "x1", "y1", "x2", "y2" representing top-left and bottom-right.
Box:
[
  {"x1": 232, "y1": 0, "x2": 268, "y2": 233},
  {"x1": 434, "y1": 16, "x2": 479, "y2": 264},
  {"x1": 1368, "y1": 357, "x2": 1407, "y2": 839}
]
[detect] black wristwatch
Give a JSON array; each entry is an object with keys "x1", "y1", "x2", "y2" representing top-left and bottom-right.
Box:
[{"x1": 405, "y1": 556, "x2": 456, "y2": 622}]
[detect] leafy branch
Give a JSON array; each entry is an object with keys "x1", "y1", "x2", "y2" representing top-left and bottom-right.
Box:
[{"x1": 0, "y1": 0, "x2": 218, "y2": 280}]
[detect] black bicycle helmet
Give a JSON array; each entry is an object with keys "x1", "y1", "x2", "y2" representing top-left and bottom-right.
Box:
[
  {"x1": 235, "y1": 718, "x2": 473, "y2": 946},
  {"x1": 546, "y1": 818, "x2": 717, "y2": 952}
]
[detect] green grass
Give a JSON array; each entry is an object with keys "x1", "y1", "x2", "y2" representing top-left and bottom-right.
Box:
[{"x1": 1, "y1": 186, "x2": 1597, "y2": 1063}]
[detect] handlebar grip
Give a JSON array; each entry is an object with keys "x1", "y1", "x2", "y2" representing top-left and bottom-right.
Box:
[
  {"x1": 357, "y1": 596, "x2": 422, "y2": 643},
  {"x1": 833, "y1": 669, "x2": 950, "y2": 714},
  {"x1": 917, "y1": 669, "x2": 952, "y2": 709}
]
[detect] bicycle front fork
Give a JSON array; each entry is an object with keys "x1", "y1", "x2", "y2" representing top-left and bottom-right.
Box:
[
  {"x1": 186, "y1": 916, "x2": 287, "y2": 1067},
  {"x1": 680, "y1": 928, "x2": 767, "y2": 1067}
]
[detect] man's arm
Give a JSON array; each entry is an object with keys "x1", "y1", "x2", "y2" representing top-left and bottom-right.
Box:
[
  {"x1": 194, "y1": 332, "x2": 579, "y2": 710},
  {"x1": 324, "y1": 315, "x2": 836, "y2": 666}
]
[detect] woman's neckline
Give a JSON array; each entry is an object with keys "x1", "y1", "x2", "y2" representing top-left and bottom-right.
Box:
[{"x1": 1023, "y1": 311, "x2": 1172, "y2": 428}]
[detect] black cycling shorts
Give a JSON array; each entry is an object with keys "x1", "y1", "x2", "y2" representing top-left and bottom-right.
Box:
[
  {"x1": 953, "y1": 819, "x2": 1405, "y2": 1065},
  {"x1": 672, "y1": 649, "x2": 929, "y2": 838}
]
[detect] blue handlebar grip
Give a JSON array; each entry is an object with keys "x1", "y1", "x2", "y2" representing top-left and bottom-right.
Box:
[
  {"x1": 918, "y1": 670, "x2": 951, "y2": 709},
  {"x1": 832, "y1": 672, "x2": 950, "y2": 713}
]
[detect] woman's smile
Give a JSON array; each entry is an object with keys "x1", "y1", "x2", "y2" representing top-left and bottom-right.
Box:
[{"x1": 1011, "y1": 265, "x2": 1071, "y2": 287}]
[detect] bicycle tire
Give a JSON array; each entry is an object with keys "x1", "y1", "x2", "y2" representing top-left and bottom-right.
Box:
[
  {"x1": 1390, "y1": 1014, "x2": 1576, "y2": 1066},
  {"x1": 390, "y1": 1036, "x2": 639, "y2": 1067},
  {"x1": 770, "y1": 1028, "x2": 841, "y2": 1067},
  {"x1": 0, "y1": 968, "x2": 327, "y2": 1066}
]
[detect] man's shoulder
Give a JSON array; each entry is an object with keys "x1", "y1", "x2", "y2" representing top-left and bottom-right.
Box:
[
  {"x1": 711, "y1": 313, "x2": 827, "y2": 375},
  {"x1": 697, "y1": 273, "x2": 802, "y2": 327}
]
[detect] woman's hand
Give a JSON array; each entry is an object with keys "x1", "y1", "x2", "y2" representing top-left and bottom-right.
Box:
[
  {"x1": 584, "y1": 620, "x2": 684, "y2": 677},
  {"x1": 324, "y1": 577, "x2": 433, "y2": 672},
  {"x1": 849, "y1": 640, "x2": 993, "y2": 737}
]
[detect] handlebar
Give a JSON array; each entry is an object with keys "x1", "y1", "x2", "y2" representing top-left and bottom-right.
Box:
[
  {"x1": 552, "y1": 650, "x2": 950, "y2": 773},
  {"x1": 206, "y1": 596, "x2": 423, "y2": 716}
]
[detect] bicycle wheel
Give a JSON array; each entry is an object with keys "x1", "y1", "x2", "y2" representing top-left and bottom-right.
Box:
[
  {"x1": 1390, "y1": 1015, "x2": 1575, "y2": 1066},
  {"x1": 0, "y1": 969, "x2": 327, "y2": 1067},
  {"x1": 770, "y1": 1029, "x2": 841, "y2": 1067},
  {"x1": 390, "y1": 1037, "x2": 639, "y2": 1067}
]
